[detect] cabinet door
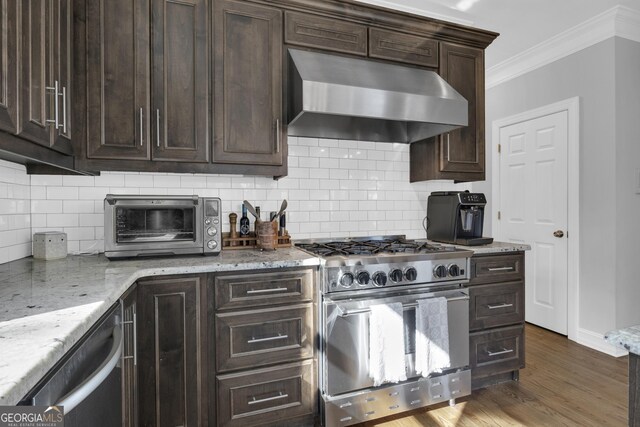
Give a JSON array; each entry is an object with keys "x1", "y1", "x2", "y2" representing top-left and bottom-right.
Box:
[
  {"x1": 438, "y1": 42, "x2": 485, "y2": 179},
  {"x1": 0, "y1": 0, "x2": 18, "y2": 134},
  {"x1": 137, "y1": 276, "x2": 206, "y2": 426},
  {"x1": 85, "y1": 0, "x2": 150, "y2": 160},
  {"x1": 50, "y1": 0, "x2": 72, "y2": 151},
  {"x1": 213, "y1": 0, "x2": 284, "y2": 166},
  {"x1": 17, "y1": 0, "x2": 51, "y2": 147},
  {"x1": 151, "y1": 0, "x2": 209, "y2": 162}
]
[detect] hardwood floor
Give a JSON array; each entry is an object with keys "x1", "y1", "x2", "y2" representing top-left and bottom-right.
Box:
[{"x1": 358, "y1": 323, "x2": 629, "y2": 427}]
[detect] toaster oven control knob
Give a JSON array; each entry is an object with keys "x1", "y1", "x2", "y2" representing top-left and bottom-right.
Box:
[
  {"x1": 434, "y1": 265, "x2": 448, "y2": 279},
  {"x1": 356, "y1": 271, "x2": 370, "y2": 285},
  {"x1": 207, "y1": 227, "x2": 217, "y2": 236},
  {"x1": 340, "y1": 273, "x2": 354, "y2": 288},
  {"x1": 448, "y1": 264, "x2": 461, "y2": 277},
  {"x1": 205, "y1": 218, "x2": 212, "y2": 225},
  {"x1": 207, "y1": 240, "x2": 217, "y2": 249},
  {"x1": 372, "y1": 272, "x2": 387, "y2": 287},
  {"x1": 389, "y1": 269, "x2": 403, "y2": 283},
  {"x1": 404, "y1": 267, "x2": 418, "y2": 282}
]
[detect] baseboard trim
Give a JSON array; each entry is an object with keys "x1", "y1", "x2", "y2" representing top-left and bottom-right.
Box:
[{"x1": 576, "y1": 328, "x2": 628, "y2": 357}]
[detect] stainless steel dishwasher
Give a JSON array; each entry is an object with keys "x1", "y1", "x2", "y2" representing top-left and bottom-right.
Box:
[{"x1": 20, "y1": 302, "x2": 123, "y2": 426}]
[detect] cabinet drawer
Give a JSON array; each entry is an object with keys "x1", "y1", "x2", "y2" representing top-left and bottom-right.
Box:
[
  {"x1": 469, "y1": 281, "x2": 524, "y2": 331},
  {"x1": 214, "y1": 268, "x2": 314, "y2": 310},
  {"x1": 470, "y1": 324, "x2": 524, "y2": 379},
  {"x1": 285, "y1": 11, "x2": 367, "y2": 56},
  {"x1": 369, "y1": 28, "x2": 438, "y2": 67},
  {"x1": 217, "y1": 360, "x2": 316, "y2": 427},
  {"x1": 216, "y1": 304, "x2": 314, "y2": 372},
  {"x1": 470, "y1": 253, "x2": 525, "y2": 285}
]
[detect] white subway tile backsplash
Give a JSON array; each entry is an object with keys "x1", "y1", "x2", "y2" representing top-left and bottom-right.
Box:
[{"x1": 0, "y1": 137, "x2": 470, "y2": 263}]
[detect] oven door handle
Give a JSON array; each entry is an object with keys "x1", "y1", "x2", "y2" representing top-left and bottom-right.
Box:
[{"x1": 337, "y1": 294, "x2": 469, "y2": 317}]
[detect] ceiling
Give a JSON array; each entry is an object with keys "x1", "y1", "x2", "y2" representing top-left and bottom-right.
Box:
[{"x1": 355, "y1": 0, "x2": 639, "y2": 69}]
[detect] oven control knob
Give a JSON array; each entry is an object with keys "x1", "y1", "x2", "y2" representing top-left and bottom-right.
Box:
[
  {"x1": 404, "y1": 267, "x2": 418, "y2": 281},
  {"x1": 356, "y1": 271, "x2": 370, "y2": 285},
  {"x1": 207, "y1": 227, "x2": 217, "y2": 236},
  {"x1": 448, "y1": 264, "x2": 461, "y2": 277},
  {"x1": 340, "y1": 273, "x2": 354, "y2": 288},
  {"x1": 433, "y1": 265, "x2": 448, "y2": 279},
  {"x1": 389, "y1": 268, "x2": 403, "y2": 283},
  {"x1": 207, "y1": 240, "x2": 217, "y2": 249},
  {"x1": 372, "y1": 272, "x2": 387, "y2": 287},
  {"x1": 205, "y1": 218, "x2": 212, "y2": 225}
]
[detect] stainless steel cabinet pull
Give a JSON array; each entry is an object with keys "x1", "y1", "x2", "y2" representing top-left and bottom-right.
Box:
[
  {"x1": 275, "y1": 118, "x2": 281, "y2": 153},
  {"x1": 339, "y1": 402, "x2": 352, "y2": 409},
  {"x1": 487, "y1": 266, "x2": 514, "y2": 272},
  {"x1": 340, "y1": 417, "x2": 353, "y2": 422},
  {"x1": 61, "y1": 86, "x2": 67, "y2": 134},
  {"x1": 487, "y1": 348, "x2": 514, "y2": 357},
  {"x1": 119, "y1": 312, "x2": 137, "y2": 365},
  {"x1": 410, "y1": 400, "x2": 422, "y2": 405},
  {"x1": 446, "y1": 133, "x2": 451, "y2": 161},
  {"x1": 247, "y1": 391, "x2": 288, "y2": 405},
  {"x1": 139, "y1": 108, "x2": 144, "y2": 146},
  {"x1": 247, "y1": 333, "x2": 288, "y2": 344},
  {"x1": 45, "y1": 81, "x2": 60, "y2": 128},
  {"x1": 246, "y1": 287, "x2": 288, "y2": 295},
  {"x1": 389, "y1": 391, "x2": 399, "y2": 397},
  {"x1": 487, "y1": 303, "x2": 513, "y2": 310},
  {"x1": 389, "y1": 405, "x2": 400, "y2": 410},
  {"x1": 156, "y1": 109, "x2": 160, "y2": 147}
]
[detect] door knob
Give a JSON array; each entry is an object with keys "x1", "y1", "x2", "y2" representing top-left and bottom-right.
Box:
[{"x1": 553, "y1": 230, "x2": 564, "y2": 238}]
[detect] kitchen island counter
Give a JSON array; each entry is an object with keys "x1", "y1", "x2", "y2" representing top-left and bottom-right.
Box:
[
  {"x1": 606, "y1": 326, "x2": 640, "y2": 426},
  {"x1": 0, "y1": 249, "x2": 320, "y2": 405}
]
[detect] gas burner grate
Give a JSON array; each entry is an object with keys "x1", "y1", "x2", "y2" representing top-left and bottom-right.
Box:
[{"x1": 296, "y1": 239, "x2": 455, "y2": 257}]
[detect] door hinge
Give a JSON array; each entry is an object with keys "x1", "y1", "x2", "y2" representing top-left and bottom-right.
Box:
[
  {"x1": 498, "y1": 211, "x2": 501, "y2": 220},
  {"x1": 498, "y1": 144, "x2": 501, "y2": 154}
]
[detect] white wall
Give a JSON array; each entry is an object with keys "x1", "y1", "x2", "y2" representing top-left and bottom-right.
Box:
[
  {"x1": 23, "y1": 137, "x2": 469, "y2": 256},
  {"x1": 614, "y1": 37, "x2": 640, "y2": 329},
  {"x1": 482, "y1": 36, "x2": 640, "y2": 340},
  {"x1": 0, "y1": 160, "x2": 31, "y2": 264}
]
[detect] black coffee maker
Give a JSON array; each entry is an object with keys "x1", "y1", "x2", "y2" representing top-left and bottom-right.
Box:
[{"x1": 427, "y1": 191, "x2": 493, "y2": 246}]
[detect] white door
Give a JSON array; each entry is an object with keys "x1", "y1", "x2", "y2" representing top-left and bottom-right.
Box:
[{"x1": 498, "y1": 111, "x2": 568, "y2": 335}]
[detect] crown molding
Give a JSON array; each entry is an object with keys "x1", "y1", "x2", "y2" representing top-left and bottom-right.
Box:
[
  {"x1": 353, "y1": 0, "x2": 475, "y2": 26},
  {"x1": 486, "y1": 5, "x2": 640, "y2": 89}
]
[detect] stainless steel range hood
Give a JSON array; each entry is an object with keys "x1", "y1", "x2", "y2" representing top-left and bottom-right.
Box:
[{"x1": 287, "y1": 49, "x2": 468, "y2": 143}]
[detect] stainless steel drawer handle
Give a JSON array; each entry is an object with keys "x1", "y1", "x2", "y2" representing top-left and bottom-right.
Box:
[
  {"x1": 340, "y1": 417, "x2": 353, "y2": 422},
  {"x1": 247, "y1": 391, "x2": 288, "y2": 406},
  {"x1": 487, "y1": 303, "x2": 514, "y2": 310},
  {"x1": 487, "y1": 348, "x2": 514, "y2": 357},
  {"x1": 247, "y1": 333, "x2": 288, "y2": 344},
  {"x1": 389, "y1": 391, "x2": 399, "y2": 397},
  {"x1": 410, "y1": 387, "x2": 420, "y2": 392},
  {"x1": 389, "y1": 405, "x2": 400, "y2": 410},
  {"x1": 339, "y1": 402, "x2": 352, "y2": 409},
  {"x1": 246, "y1": 287, "x2": 288, "y2": 295},
  {"x1": 451, "y1": 390, "x2": 460, "y2": 395},
  {"x1": 433, "y1": 394, "x2": 442, "y2": 399},
  {"x1": 365, "y1": 411, "x2": 376, "y2": 416},
  {"x1": 410, "y1": 399, "x2": 422, "y2": 405},
  {"x1": 487, "y1": 266, "x2": 514, "y2": 272}
]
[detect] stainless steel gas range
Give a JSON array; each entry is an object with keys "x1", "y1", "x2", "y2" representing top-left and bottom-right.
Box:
[{"x1": 296, "y1": 236, "x2": 474, "y2": 426}]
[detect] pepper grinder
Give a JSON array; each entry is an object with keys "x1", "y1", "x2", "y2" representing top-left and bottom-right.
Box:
[{"x1": 228, "y1": 213, "x2": 238, "y2": 246}]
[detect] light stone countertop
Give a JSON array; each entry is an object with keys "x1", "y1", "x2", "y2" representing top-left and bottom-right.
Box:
[
  {"x1": 605, "y1": 325, "x2": 640, "y2": 355},
  {"x1": 417, "y1": 239, "x2": 531, "y2": 254},
  {"x1": 0, "y1": 248, "x2": 320, "y2": 405}
]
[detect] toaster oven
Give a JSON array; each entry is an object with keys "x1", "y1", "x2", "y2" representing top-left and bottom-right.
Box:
[{"x1": 104, "y1": 195, "x2": 222, "y2": 259}]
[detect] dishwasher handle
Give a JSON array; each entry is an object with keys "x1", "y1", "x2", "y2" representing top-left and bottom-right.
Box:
[{"x1": 55, "y1": 325, "x2": 123, "y2": 413}]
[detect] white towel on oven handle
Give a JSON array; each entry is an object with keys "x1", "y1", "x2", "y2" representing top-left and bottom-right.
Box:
[
  {"x1": 369, "y1": 302, "x2": 407, "y2": 386},
  {"x1": 415, "y1": 297, "x2": 450, "y2": 376}
]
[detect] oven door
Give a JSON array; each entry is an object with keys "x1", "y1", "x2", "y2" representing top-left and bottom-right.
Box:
[
  {"x1": 323, "y1": 287, "x2": 469, "y2": 397},
  {"x1": 105, "y1": 195, "x2": 203, "y2": 257}
]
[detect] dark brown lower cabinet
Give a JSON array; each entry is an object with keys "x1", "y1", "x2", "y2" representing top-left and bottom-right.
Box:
[
  {"x1": 468, "y1": 252, "x2": 526, "y2": 389},
  {"x1": 120, "y1": 285, "x2": 137, "y2": 427},
  {"x1": 137, "y1": 275, "x2": 207, "y2": 427}
]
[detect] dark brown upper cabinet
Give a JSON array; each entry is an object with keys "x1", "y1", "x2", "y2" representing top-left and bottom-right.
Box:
[
  {"x1": 213, "y1": 0, "x2": 284, "y2": 167},
  {"x1": 410, "y1": 42, "x2": 486, "y2": 182},
  {"x1": 78, "y1": 0, "x2": 209, "y2": 167},
  {"x1": 81, "y1": 0, "x2": 151, "y2": 161},
  {"x1": 17, "y1": 0, "x2": 72, "y2": 155},
  {"x1": 368, "y1": 28, "x2": 438, "y2": 68},
  {"x1": 151, "y1": 0, "x2": 209, "y2": 163},
  {"x1": 0, "y1": 0, "x2": 18, "y2": 135}
]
